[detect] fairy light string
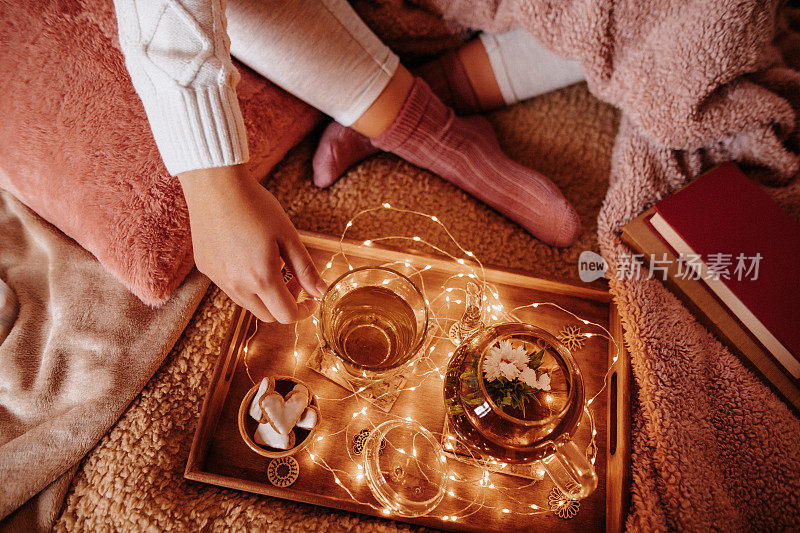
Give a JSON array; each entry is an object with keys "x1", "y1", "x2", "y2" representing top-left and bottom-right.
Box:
[{"x1": 239, "y1": 203, "x2": 620, "y2": 521}]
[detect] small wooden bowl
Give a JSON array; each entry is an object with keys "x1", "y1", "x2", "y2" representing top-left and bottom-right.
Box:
[{"x1": 238, "y1": 375, "x2": 320, "y2": 459}]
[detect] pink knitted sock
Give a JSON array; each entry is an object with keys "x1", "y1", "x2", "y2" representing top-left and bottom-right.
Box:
[
  {"x1": 312, "y1": 51, "x2": 481, "y2": 188},
  {"x1": 312, "y1": 121, "x2": 377, "y2": 187},
  {"x1": 372, "y1": 78, "x2": 581, "y2": 247}
]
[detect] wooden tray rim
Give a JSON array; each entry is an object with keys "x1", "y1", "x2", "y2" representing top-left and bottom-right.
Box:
[{"x1": 184, "y1": 231, "x2": 631, "y2": 532}]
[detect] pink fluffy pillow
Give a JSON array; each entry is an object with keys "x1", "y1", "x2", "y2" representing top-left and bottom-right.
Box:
[{"x1": 0, "y1": 0, "x2": 320, "y2": 305}]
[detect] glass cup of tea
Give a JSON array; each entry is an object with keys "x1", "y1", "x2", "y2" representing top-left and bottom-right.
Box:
[
  {"x1": 444, "y1": 322, "x2": 598, "y2": 499},
  {"x1": 319, "y1": 267, "x2": 428, "y2": 384}
]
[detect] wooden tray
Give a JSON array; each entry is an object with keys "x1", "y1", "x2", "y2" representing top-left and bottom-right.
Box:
[{"x1": 185, "y1": 231, "x2": 631, "y2": 532}]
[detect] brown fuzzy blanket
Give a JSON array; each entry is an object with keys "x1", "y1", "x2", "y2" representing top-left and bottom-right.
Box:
[{"x1": 421, "y1": 0, "x2": 800, "y2": 530}]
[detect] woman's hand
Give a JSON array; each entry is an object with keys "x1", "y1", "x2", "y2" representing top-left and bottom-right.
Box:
[{"x1": 178, "y1": 165, "x2": 327, "y2": 323}]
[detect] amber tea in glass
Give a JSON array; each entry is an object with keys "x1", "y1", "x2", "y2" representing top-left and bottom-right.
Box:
[{"x1": 320, "y1": 267, "x2": 428, "y2": 383}]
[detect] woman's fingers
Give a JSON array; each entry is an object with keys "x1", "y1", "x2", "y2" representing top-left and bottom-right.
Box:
[
  {"x1": 280, "y1": 237, "x2": 327, "y2": 298},
  {"x1": 256, "y1": 271, "x2": 307, "y2": 324},
  {"x1": 224, "y1": 287, "x2": 276, "y2": 323},
  {"x1": 230, "y1": 264, "x2": 315, "y2": 324},
  {"x1": 286, "y1": 276, "x2": 300, "y2": 296},
  {"x1": 249, "y1": 298, "x2": 277, "y2": 323},
  {"x1": 297, "y1": 298, "x2": 318, "y2": 320},
  {"x1": 180, "y1": 165, "x2": 326, "y2": 326}
]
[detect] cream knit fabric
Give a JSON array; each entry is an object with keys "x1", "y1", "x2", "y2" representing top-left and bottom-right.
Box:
[
  {"x1": 225, "y1": 0, "x2": 398, "y2": 127},
  {"x1": 113, "y1": 0, "x2": 249, "y2": 175},
  {"x1": 479, "y1": 29, "x2": 585, "y2": 105}
]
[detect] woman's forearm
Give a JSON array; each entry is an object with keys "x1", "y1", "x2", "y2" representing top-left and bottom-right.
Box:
[{"x1": 112, "y1": 0, "x2": 249, "y2": 175}]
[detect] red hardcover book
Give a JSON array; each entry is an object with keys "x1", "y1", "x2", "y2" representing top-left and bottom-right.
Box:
[{"x1": 649, "y1": 163, "x2": 800, "y2": 380}]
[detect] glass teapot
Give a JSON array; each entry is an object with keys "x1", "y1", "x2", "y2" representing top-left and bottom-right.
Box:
[{"x1": 443, "y1": 322, "x2": 598, "y2": 499}]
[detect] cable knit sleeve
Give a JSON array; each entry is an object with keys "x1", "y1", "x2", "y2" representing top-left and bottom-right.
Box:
[{"x1": 113, "y1": 0, "x2": 249, "y2": 175}]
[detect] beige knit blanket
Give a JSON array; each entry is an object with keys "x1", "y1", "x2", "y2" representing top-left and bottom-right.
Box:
[{"x1": 0, "y1": 190, "x2": 208, "y2": 532}]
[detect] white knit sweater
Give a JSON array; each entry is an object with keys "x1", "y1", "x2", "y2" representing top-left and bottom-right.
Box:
[{"x1": 113, "y1": 0, "x2": 249, "y2": 175}]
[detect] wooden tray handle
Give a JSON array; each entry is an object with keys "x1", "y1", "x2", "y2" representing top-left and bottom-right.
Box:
[{"x1": 606, "y1": 304, "x2": 632, "y2": 533}]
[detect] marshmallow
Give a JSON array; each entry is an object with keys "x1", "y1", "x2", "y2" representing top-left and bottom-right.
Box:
[
  {"x1": 254, "y1": 422, "x2": 296, "y2": 450},
  {"x1": 248, "y1": 377, "x2": 274, "y2": 423},
  {"x1": 259, "y1": 384, "x2": 309, "y2": 435},
  {"x1": 296, "y1": 407, "x2": 318, "y2": 430}
]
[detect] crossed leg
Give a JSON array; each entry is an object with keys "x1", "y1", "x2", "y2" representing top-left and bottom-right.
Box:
[{"x1": 226, "y1": 0, "x2": 583, "y2": 246}]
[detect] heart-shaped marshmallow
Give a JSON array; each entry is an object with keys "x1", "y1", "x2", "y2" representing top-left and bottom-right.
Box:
[
  {"x1": 249, "y1": 377, "x2": 275, "y2": 423},
  {"x1": 295, "y1": 406, "x2": 318, "y2": 430},
  {"x1": 254, "y1": 422, "x2": 296, "y2": 450},
  {"x1": 259, "y1": 384, "x2": 310, "y2": 435}
]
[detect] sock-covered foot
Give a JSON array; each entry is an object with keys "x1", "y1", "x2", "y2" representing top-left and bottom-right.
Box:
[
  {"x1": 372, "y1": 78, "x2": 581, "y2": 247},
  {"x1": 312, "y1": 121, "x2": 378, "y2": 188},
  {"x1": 312, "y1": 51, "x2": 482, "y2": 188}
]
